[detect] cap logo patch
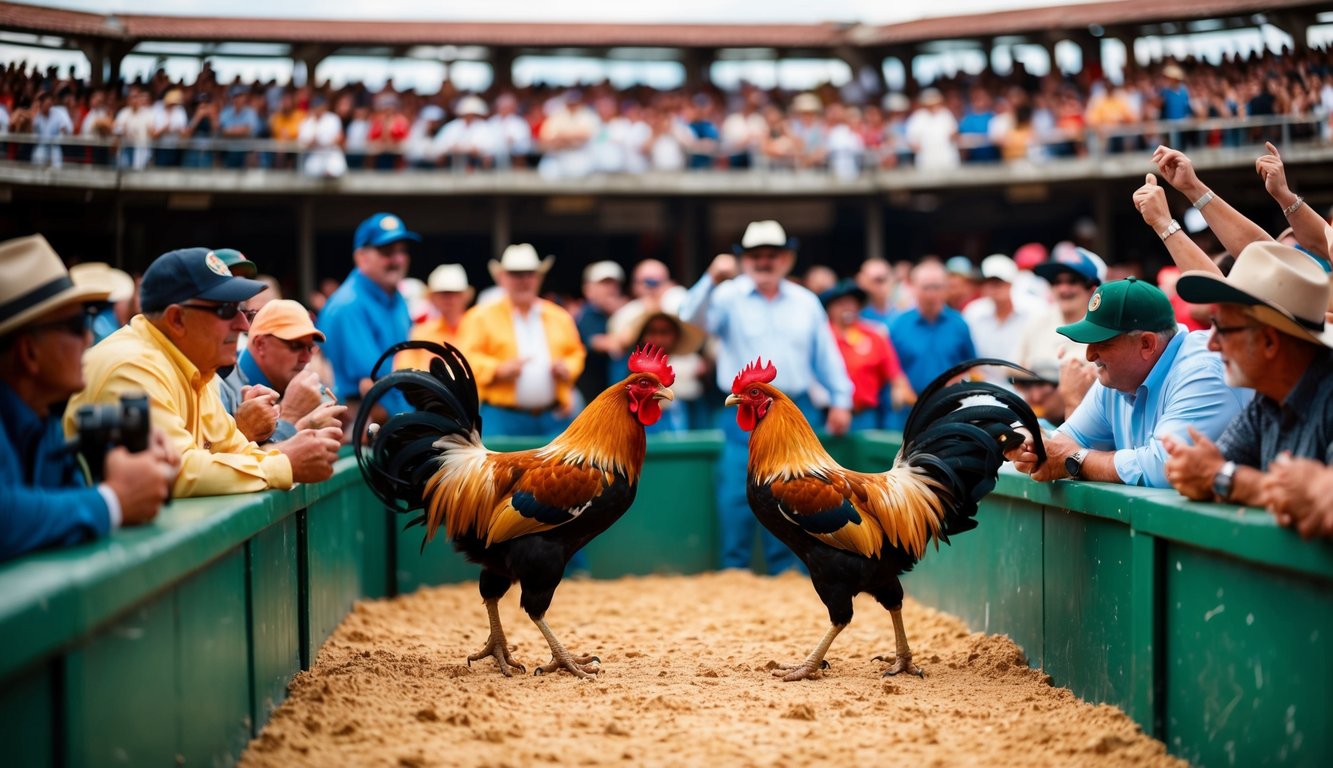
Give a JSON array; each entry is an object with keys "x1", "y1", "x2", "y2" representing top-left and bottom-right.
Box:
[
  {"x1": 1088, "y1": 292, "x2": 1102, "y2": 312},
  {"x1": 204, "y1": 252, "x2": 233, "y2": 277},
  {"x1": 380, "y1": 216, "x2": 401, "y2": 231}
]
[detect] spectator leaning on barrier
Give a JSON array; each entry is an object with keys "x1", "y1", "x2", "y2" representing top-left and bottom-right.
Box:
[
  {"x1": 1007, "y1": 277, "x2": 1247, "y2": 488},
  {"x1": 1, "y1": 235, "x2": 175, "y2": 562},
  {"x1": 455, "y1": 243, "x2": 586, "y2": 438},
  {"x1": 219, "y1": 299, "x2": 346, "y2": 444},
  {"x1": 679, "y1": 219, "x2": 852, "y2": 574},
  {"x1": 1159, "y1": 241, "x2": 1333, "y2": 507},
  {"x1": 317, "y1": 213, "x2": 419, "y2": 435},
  {"x1": 66, "y1": 248, "x2": 341, "y2": 497}
]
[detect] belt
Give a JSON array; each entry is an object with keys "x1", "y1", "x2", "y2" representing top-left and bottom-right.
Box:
[{"x1": 486, "y1": 402, "x2": 555, "y2": 417}]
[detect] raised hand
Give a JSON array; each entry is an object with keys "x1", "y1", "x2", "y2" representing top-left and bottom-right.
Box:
[
  {"x1": 1151, "y1": 145, "x2": 1205, "y2": 197},
  {"x1": 1254, "y1": 141, "x2": 1291, "y2": 201}
]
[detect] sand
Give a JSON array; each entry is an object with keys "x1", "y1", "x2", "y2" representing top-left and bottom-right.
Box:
[{"x1": 241, "y1": 570, "x2": 1183, "y2": 768}]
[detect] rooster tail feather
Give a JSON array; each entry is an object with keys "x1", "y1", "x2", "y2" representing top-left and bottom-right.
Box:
[
  {"x1": 354, "y1": 340, "x2": 482, "y2": 515},
  {"x1": 898, "y1": 359, "x2": 1045, "y2": 539}
]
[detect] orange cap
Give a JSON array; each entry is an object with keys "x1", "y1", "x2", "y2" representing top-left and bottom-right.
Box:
[{"x1": 249, "y1": 299, "x2": 325, "y2": 342}]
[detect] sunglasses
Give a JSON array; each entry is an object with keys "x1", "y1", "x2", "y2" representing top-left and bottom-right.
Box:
[
  {"x1": 30, "y1": 307, "x2": 96, "y2": 336},
  {"x1": 179, "y1": 302, "x2": 258, "y2": 322},
  {"x1": 274, "y1": 337, "x2": 317, "y2": 354}
]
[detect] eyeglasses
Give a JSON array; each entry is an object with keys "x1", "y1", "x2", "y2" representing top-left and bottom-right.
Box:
[
  {"x1": 274, "y1": 337, "x2": 317, "y2": 354},
  {"x1": 179, "y1": 302, "x2": 258, "y2": 322},
  {"x1": 373, "y1": 243, "x2": 410, "y2": 258},
  {"x1": 1210, "y1": 319, "x2": 1259, "y2": 337}
]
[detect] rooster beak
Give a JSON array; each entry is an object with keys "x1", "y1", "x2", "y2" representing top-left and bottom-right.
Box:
[
  {"x1": 724, "y1": 394, "x2": 741, "y2": 407},
  {"x1": 653, "y1": 387, "x2": 675, "y2": 402}
]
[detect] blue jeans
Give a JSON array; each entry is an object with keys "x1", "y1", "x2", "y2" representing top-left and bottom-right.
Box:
[{"x1": 715, "y1": 393, "x2": 821, "y2": 574}]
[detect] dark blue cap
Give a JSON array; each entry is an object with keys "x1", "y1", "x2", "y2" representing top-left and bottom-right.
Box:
[
  {"x1": 354, "y1": 213, "x2": 421, "y2": 250},
  {"x1": 139, "y1": 248, "x2": 266, "y2": 313},
  {"x1": 1034, "y1": 246, "x2": 1105, "y2": 286}
]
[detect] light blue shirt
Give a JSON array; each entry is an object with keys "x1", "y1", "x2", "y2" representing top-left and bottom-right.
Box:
[
  {"x1": 1057, "y1": 327, "x2": 1248, "y2": 488},
  {"x1": 680, "y1": 273, "x2": 852, "y2": 409}
]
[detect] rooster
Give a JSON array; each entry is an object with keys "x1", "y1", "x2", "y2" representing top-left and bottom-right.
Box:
[
  {"x1": 355, "y1": 340, "x2": 675, "y2": 678},
  {"x1": 725, "y1": 357, "x2": 1044, "y2": 681}
]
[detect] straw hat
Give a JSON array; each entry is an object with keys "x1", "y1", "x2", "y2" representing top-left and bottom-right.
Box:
[
  {"x1": 68, "y1": 262, "x2": 135, "y2": 303},
  {"x1": 734, "y1": 220, "x2": 799, "y2": 253},
  {"x1": 427, "y1": 264, "x2": 473, "y2": 296},
  {"x1": 621, "y1": 310, "x2": 706, "y2": 356},
  {"x1": 488, "y1": 243, "x2": 555, "y2": 283},
  {"x1": 1177, "y1": 240, "x2": 1332, "y2": 347},
  {"x1": 0, "y1": 235, "x2": 110, "y2": 337}
]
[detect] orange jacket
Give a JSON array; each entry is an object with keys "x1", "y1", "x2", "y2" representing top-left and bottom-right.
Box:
[{"x1": 455, "y1": 297, "x2": 585, "y2": 410}]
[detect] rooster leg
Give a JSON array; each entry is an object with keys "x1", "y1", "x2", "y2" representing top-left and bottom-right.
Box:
[
  {"x1": 774, "y1": 623, "x2": 846, "y2": 682},
  {"x1": 531, "y1": 617, "x2": 601, "y2": 679},
  {"x1": 466, "y1": 599, "x2": 526, "y2": 676},
  {"x1": 873, "y1": 608, "x2": 924, "y2": 678}
]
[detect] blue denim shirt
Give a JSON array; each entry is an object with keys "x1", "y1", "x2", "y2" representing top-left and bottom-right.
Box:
[
  {"x1": 0, "y1": 381, "x2": 110, "y2": 561},
  {"x1": 1058, "y1": 328, "x2": 1248, "y2": 488}
]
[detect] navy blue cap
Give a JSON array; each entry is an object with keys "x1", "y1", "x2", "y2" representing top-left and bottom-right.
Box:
[
  {"x1": 354, "y1": 213, "x2": 421, "y2": 250},
  {"x1": 1034, "y1": 246, "x2": 1105, "y2": 286},
  {"x1": 139, "y1": 248, "x2": 266, "y2": 313}
]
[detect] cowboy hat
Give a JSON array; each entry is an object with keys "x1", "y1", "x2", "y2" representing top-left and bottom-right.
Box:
[
  {"x1": 0, "y1": 235, "x2": 110, "y2": 337},
  {"x1": 427, "y1": 263, "x2": 473, "y2": 295},
  {"x1": 487, "y1": 243, "x2": 554, "y2": 283},
  {"x1": 733, "y1": 220, "x2": 799, "y2": 254},
  {"x1": 68, "y1": 261, "x2": 135, "y2": 303},
  {"x1": 1177, "y1": 240, "x2": 1332, "y2": 347},
  {"x1": 620, "y1": 310, "x2": 706, "y2": 356}
]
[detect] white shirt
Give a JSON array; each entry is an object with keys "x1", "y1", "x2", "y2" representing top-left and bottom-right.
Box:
[
  {"x1": 433, "y1": 117, "x2": 497, "y2": 158},
  {"x1": 512, "y1": 305, "x2": 556, "y2": 409},
  {"x1": 963, "y1": 298, "x2": 1034, "y2": 388},
  {"x1": 905, "y1": 107, "x2": 959, "y2": 169},
  {"x1": 114, "y1": 106, "x2": 155, "y2": 144},
  {"x1": 488, "y1": 113, "x2": 532, "y2": 156}
]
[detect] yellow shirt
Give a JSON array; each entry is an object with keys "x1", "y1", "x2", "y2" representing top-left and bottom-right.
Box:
[
  {"x1": 396, "y1": 316, "x2": 462, "y2": 371},
  {"x1": 455, "y1": 297, "x2": 585, "y2": 410},
  {"x1": 269, "y1": 109, "x2": 306, "y2": 141},
  {"x1": 65, "y1": 315, "x2": 293, "y2": 498}
]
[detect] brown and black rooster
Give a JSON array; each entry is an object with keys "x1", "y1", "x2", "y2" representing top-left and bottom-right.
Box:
[
  {"x1": 725, "y1": 357, "x2": 1044, "y2": 681},
  {"x1": 355, "y1": 340, "x2": 675, "y2": 678}
]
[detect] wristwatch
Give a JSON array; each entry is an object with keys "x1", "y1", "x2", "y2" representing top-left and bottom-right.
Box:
[
  {"x1": 1212, "y1": 461, "x2": 1237, "y2": 502},
  {"x1": 1065, "y1": 448, "x2": 1089, "y2": 479}
]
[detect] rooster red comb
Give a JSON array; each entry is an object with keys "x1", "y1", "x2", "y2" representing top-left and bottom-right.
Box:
[
  {"x1": 732, "y1": 358, "x2": 777, "y2": 394},
  {"x1": 628, "y1": 344, "x2": 675, "y2": 386}
]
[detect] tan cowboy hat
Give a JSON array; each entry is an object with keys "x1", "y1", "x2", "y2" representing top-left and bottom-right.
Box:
[
  {"x1": 0, "y1": 235, "x2": 110, "y2": 337},
  {"x1": 620, "y1": 310, "x2": 706, "y2": 356},
  {"x1": 487, "y1": 243, "x2": 555, "y2": 283},
  {"x1": 427, "y1": 263, "x2": 474, "y2": 297},
  {"x1": 69, "y1": 262, "x2": 135, "y2": 303},
  {"x1": 1177, "y1": 240, "x2": 1333, "y2": 347}
]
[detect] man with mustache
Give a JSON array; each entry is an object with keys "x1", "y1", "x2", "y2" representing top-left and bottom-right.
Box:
[
  {"x1": 1007, "y1": 277, "x2": 1245, "y2": 489},
  {"x1": 317, "y1": 213, "x2": 420, "y2": 436}
]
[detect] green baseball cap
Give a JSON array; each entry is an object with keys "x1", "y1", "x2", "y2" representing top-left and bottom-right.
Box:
[
  {"x1": 1056, "y1": 276, "x2": 1175, "y2": 344},
  {"x1": 212, "y1": 248, "x2": 258, "y2": 279}
]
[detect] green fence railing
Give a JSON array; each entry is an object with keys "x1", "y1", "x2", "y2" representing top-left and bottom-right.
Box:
[{"x1": 1, "y1": 433, "x2": 1329, "y2": 767}]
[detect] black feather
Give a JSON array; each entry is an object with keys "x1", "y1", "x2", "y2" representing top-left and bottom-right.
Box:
[{"x1": 353, "y1": 340, "x2": 482, "y2": 516}]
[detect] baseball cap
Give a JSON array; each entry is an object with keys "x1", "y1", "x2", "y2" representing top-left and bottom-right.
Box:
[
  {"x1": 1056, "y1": 277, "x2": 1175, "y2": 344},
  {"x1": 980, "y1": 254, "x2": 1018, "y2": 283},
  {"x1": 212, "y1": 248, "x2": 258, "y2": 278},
  {"x1": 583, "y1": 260, "x2": 625, "y2": 284},
  {"x1": 139, "y1": 248, "x2": 266, "y2": 313},
  {"x1": 353, "y1": 213, "x2": 422, "y2": 250},
  {"x1": 945, "y1": 255, "x2": 980, "y2": 279},
  {"x1": 818, "y1": 278, "x2": 866, "y2": 307},
  {"x1": 1034, "y1": 246, "x2": 1106, "y2": 286},
  {"x1": 248, "y1": 299, "x2": 325, "y2": 342}
]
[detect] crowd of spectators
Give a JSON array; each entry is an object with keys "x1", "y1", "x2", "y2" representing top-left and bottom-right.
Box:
[{"x1": 2, "y1": 45, "x2": 1332, "y2": 177}]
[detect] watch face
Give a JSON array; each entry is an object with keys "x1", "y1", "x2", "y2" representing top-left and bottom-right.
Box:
[{"x1": 1065, "y1": 455, "x2": 1081, "y2": 478}]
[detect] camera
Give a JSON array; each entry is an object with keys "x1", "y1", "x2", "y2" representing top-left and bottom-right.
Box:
[{"x1": 74, "y1": 394, "x2": 150, "y2": 483}]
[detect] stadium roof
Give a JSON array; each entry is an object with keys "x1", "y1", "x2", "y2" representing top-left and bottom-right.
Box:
[{"x1": 0, "y1": 0, "x2": 1324, "y2": 51}]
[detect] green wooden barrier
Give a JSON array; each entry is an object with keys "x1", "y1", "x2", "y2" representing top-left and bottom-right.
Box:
[{"x1": 2, "y1": 432, "x2": 1329, "y2": 767}]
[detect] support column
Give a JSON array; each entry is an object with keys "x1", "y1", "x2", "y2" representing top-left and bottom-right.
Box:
[
  {"x1": 490, "y1": 46, "x2": 516, "y2": 92},
  {"x1": 1093, "y1": 182, "x2": 1112, "y2": 261},
  {"x1": 291, "y1": 44, "x2": 337, "y2": 88},
  {"x1": 681, "y1": 48, "x2": 716, "y2": 90},
  {"x1": 492, "y1": 198, "x2": 511, "y2": 261},
  {"x1": 1269, "y1": 12, "x2": 1312, "y2": 54},
  {"x1": 298, "y1": 198, "x2": 315, "y2": 306},
  {"x1": 113, "y1": 195, "x2": 125, "y2": 270},
  {"x1": 864, "y1": 198, "x2": 884, "y2": 263}
]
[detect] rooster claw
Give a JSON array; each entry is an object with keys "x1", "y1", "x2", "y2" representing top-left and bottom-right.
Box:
[
  {"x1": 467, "y1": 640, "x2": 525, "y2": 677},
  {"x1": 873, "y1": 654, "x2": 924, "y2": 678},
  {"x1": 772, "y1": 659, "x2": 830, "y2": 681},
  {"x1": 534, "y1": 653, "x2": 601, "y2": 679}
]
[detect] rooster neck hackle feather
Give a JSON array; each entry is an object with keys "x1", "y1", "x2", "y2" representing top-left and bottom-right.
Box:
[
  {"x1": 747, "y1": 385, "x2": 949, "y2": 560},
  {"x1": 541, "y1": 383, "x2": 648, "y2": 480}
]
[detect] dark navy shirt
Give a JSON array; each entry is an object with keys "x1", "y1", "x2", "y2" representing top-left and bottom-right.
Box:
[{"x1": 1218, "y1": 348, "x2": 1333, "y2": 469}]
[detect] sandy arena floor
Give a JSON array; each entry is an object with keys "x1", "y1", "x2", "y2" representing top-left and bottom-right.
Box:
[{"x1": 241, "y1": 570, "x2": 1183, "y2": 768}]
